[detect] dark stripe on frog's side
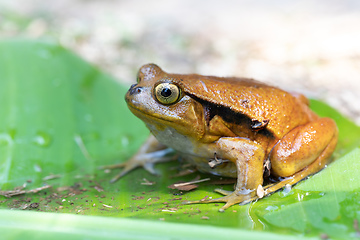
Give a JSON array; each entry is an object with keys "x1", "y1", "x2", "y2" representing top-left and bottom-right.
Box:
[{"x1": 190, "y1": 94, "x2": 275, "y2": 140}]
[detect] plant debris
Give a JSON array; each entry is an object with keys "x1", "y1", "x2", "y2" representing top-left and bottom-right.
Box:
[
  {"x1": 168, "y1": 183, "x2": 198, "y2": 191},
  {"x1": 200, "y1": 195, "x2": 209, "y2": 201},
  {"x1": 132, "y1": 195, "x2": 145, "y2": 200},
  {"x1": 0, "y1": 185, "x2": 51, "y2": 197},
  {"x1": 168, "y1": 178, "x2": 209, "y2": 191},
  {"x1": 141, "y1": 178, "x2": 156, "y2": 185},
  {"x1": 92, "y1": 183, "x2": 104, "y2": 192},
  {"x1": 174, "y1": 178, "x2": 210, "y2": 187},
  {"x1": 162, "y1": 209, "x2": 176, "y2": 213},
  {"x1": 171, "y1": 197, "x2": 182, "y2": 201},
  {"x1": 168, "y1": 177, "x2": 210, "y2": 191},
  {"x1": 29, "y1": 202, "x2": 40, "y2": 208},
  {"x1": 103, "y1": 204, "x2": 113, "y2": 208},
  {"x1": 42, "y1": 174, "x2": 62, "y2": 181}
]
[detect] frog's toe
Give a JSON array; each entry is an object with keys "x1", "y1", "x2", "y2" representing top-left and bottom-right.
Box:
[
  {"x1": 143, "y1": 162, "x2": 158, "y2": 176},
  {"x1": 99, "y1": 161, "x2": 135, "y2": 183},
  {"x1": 214, "y1": 188, "x2": 233, "y2": 196},
  {"x1": 216, "y1": 193, "x2": 254, "y2": 211},
  {"x1": 108, "y1": 158, "x2": 146, "y2": 183},
  {"x1": 184, "y1": 191, "x2": 256, "y2": 211},
  {"x1": 100, "y1": 148, "x2": 175, "y2": 183}
]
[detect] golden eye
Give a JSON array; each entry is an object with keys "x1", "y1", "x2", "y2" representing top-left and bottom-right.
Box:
[{"x1": 154, "y1": 83, "x2": 181, "y2": 105}]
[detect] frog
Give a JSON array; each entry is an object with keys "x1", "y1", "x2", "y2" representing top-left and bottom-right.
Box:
[{"x1": 110, "y1": 63, "x2": 338, "y2": 211}]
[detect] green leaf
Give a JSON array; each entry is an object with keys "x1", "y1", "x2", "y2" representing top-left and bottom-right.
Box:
[
  {"x1": 0, "y1": 209, "x2": 319, "y2": 240},
  {"x1": 0, "y1": 39, "x2": 148, "y2": 189},
  {"x1": 0, "y1": 40, "x2": 359, "y2": 239}
]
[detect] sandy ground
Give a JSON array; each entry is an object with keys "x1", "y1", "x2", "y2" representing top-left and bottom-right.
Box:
[{"x1": 1, "y1": 0, "x2": 359, "y2": 124}]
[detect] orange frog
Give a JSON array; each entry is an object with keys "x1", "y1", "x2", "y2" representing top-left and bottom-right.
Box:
[{"x1": 113, "y1": 64, "x2": 338, "y2": 211}]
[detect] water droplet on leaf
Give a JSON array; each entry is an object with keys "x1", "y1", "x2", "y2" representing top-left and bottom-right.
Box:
[{"x1": 33, "y1": 131, "x2": 52, "y2": 147}]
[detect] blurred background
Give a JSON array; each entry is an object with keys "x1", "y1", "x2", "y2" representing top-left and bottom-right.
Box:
[{"x1": 1, "y1": 0, "x2": 359, "y2": 124}]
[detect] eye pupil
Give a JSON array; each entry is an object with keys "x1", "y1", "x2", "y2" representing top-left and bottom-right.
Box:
[
  {"x1": 154, "y1": 82, "x2": 181, "y2": 105},
  {"x1": 161, "y1": 88, "x2": 172, "y2": 97}
]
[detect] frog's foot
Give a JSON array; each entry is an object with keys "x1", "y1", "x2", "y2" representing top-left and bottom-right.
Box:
[
  {"x1": 184, "y1": 188, "x2": 257, "y2": 212},
  {"x1": 100, "y1": 148, "x2": 175, "y2": 183}
]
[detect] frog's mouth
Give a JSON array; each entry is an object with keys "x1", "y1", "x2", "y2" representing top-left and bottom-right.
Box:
[{"x1": 126, "y1": 103, "x2": 178, "y2": 127}]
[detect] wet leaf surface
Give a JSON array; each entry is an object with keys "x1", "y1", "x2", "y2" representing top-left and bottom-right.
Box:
[{"x1": 0, "y1": 40, "x2": 359, "y2": 239}]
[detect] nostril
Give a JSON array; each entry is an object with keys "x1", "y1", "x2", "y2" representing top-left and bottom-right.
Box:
[{"x1": 129, "y1": 84, "x2": 142, "y2": 95}]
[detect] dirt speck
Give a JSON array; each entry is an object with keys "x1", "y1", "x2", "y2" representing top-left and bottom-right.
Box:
[{"x1": 29, "y1": 202, "x2": 39, "y2": 208}]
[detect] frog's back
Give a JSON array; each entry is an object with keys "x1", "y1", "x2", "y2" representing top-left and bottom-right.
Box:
[{"x1": 171, "y1": 74, "x2": 314, "y2": 138}]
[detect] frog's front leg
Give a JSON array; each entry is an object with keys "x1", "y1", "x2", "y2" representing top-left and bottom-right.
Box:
[
  {"x1": 100, "y1": 135, "x2": 174, "y2": 183},
  {"x1": 186, "y1": 137, "x2": 265, "y2": 212}
]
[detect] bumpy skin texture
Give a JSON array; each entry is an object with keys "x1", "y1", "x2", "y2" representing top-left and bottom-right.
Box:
[{"x1": 124, "y1": 63, "x2": 338, "y2": 211}]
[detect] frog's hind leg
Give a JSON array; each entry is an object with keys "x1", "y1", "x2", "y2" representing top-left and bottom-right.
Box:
[
  {"x1": 185, "y1": 118, "x2": 338, "y2": 211},
  {"x1": 100, "y1": 135, "x2": 175, "y2": 183},
  {"x1": 264, "y1": 117, "x2": 338, "y2": 196}
]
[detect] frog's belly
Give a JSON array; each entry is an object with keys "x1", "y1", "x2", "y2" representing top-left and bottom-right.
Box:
[
  {"x1": 146, "y1": 123, "x2": 237, "y2": 178},
  {"x1": 146, "y1": 123, "x2": 198, "y2": 155}
]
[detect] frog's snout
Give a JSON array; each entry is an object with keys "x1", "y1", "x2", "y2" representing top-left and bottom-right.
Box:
[{"x1": 128, "y1": 84, "x2": 143, "y2": 96}]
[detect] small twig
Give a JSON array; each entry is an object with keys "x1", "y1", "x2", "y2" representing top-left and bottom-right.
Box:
[
  {"x1": 200, "y1": 195, "x2": 209, "y2": 201},
  {"x1": 173, "y1": 178, "x2": 210, "y2": 187},
  {"x1": 141, "y1": 178, "x2": 156, "y2": 185},
  {"x1": 43, "y1": 174, "x2": 61, "y2": 181},
  {"x1": 0, "y1": 185, "x2": 51, "y2": 197},
  {"x1": 162, "y1": 209, "x2": 176, "y2": 213}
]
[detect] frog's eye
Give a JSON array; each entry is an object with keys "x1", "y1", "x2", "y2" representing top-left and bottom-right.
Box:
[{"x1": 154, "y1": 83, "x2": 181, "y2": 105}]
